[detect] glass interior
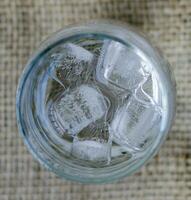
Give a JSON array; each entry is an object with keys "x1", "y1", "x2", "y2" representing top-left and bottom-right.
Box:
[
  {"x1": 30, "y1": 35, "x2": 164, "y2": 167},
  {"x1": 17, "y1": 23, "x2": 175, "y2": 183}
]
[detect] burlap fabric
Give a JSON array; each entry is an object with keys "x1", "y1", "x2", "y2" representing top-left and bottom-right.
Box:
[{"x1": 0, "y1": 0, "x2": 190, "y2": 199}]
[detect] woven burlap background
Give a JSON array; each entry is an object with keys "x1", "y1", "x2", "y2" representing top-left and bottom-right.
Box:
[{"x1": 0, "y1": 0, "x2": 191, "y2": 199}]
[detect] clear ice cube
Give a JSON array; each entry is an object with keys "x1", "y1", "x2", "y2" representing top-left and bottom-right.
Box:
[
  {"x1": 96, "y1": 40, "x2": 150, "y2": 92},
  {"x1": 110, "y1": 95, "x2": 161, "y2": 151},
  {"x1": 71, "y1": 122, "x2": 111, "y2": 163},
  {"x1": 48, "y1": 43, "x2": 94, "y2": 87},
  {"x1": 72, "y1": 139, "x2": 111, "y2": 163},
  {"x1": 77, "y1": 38, "x2": 103, "y2": 56},
  {"x1": 51, "y1": 84, "x2": 108, "y2": 136}
]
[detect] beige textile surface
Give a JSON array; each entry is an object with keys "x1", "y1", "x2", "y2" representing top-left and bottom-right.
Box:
[{"x1": 0, "y1": 0, "x2": 191, "y2": 199}]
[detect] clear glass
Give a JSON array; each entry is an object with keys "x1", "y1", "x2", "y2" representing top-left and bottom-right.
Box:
[{"x1": 16, "y1": 20, "x2": 176, "y2": 183}]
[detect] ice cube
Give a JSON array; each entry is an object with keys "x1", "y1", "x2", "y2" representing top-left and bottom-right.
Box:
[
  {"x1": 71, "y1": 123, "x2": 111, "y2": 163},
  {"x1": 96, "y1": 40, "x2": 150, "y2": 92},
  {"x1": 77, "y1": 38, "x2": 103, "y2": 56},
  {"x1": 50, "y1": 84, "x2": 108, "y2": 136},
  {"x1": 48, "y1": 43, "x2": 94, "y2": 87},
  {"x1": 72, "y1": 140, "x2": 111, "y2": 163},
  {"x1": 110, "y1": 95, "x2": 161, "y2": 151}
]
